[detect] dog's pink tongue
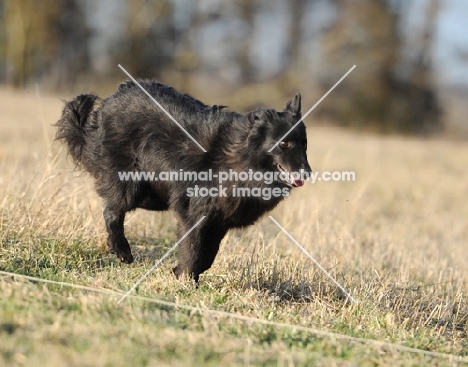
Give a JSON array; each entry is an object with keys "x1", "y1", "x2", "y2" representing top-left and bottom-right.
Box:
[{"x1": 293, "y1": 179, "x2": 305, "y2": 187}]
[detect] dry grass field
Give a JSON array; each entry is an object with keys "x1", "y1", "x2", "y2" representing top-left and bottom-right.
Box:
[{"x1": 1, "y1": 88, "x2": 468, "y2": 366}]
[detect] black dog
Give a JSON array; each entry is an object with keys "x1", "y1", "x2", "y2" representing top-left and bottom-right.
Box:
[{"x1": 56, "y1": 80, "x2": 311, "y2": 282}]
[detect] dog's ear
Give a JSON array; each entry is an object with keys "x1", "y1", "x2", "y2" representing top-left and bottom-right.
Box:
[
  {"x1": 248, "y1": 110, "x2": 265, "y2": 124},
  {"x1": 284, "y1": 93, "x2": 301, "y2": 117}
]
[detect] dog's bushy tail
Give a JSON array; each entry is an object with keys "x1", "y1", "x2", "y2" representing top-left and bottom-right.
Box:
[{"x1": 55, "y1": 94, "x2": 101, "y2": 172}]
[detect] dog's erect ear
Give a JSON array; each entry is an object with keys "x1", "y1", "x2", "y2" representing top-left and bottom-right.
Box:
[{"x1": 284, "y1": 93, "x2": 301, "y2": 117}]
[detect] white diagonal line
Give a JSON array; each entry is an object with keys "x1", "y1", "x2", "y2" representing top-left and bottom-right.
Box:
[
  {"x1": 268, "y1": 216, "x2": 357, "y2": 304},
  {"x1": 118, "y1": 64, "x2": 207, "y2": 152},
  {"x1": 268, "y1": 65, "x2": 356, "y2": 152},
  {"x1": 117, "y1": 216, "x2": 206, "y2": 303}
]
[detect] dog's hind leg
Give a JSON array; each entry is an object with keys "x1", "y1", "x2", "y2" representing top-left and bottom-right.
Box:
[{"x1": 103, "y1": 207, "x2": 134, "y2": 264}]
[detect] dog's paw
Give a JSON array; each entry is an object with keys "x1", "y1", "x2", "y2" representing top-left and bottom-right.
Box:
[
  {"x1": 118, "y1": 251, "x2": 134, "y2": 264},
  {"x1": 172, "y1": 265, "x2": 182, "y2": 278}
]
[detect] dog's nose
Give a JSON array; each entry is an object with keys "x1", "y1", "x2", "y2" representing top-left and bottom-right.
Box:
[
  {"x1": 299, "y1": 163, "x2": 312, "y2": 182},
  {"x1": 301, "y1": 162, "x2": 312, "y2": 174}
]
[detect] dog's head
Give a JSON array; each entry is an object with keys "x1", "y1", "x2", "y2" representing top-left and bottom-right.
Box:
[{"x1": 247, "y1": 93, "x2": 312, "y2": 187}]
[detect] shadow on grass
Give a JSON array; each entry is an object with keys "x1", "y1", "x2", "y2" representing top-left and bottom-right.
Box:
[
  {"x1": 243, "y1": 276, "x2": 350, "y2": 305},
  {"x1": 127, "y1": 235, "x2": 177, "y2": 263},
  {"x1": 220, "y1": 254, "x2": 354, "y2": 305}
]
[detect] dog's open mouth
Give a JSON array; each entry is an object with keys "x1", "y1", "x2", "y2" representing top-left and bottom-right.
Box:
[{"x1": 276, "y1": 164, "x2": 305, "y2": 187}]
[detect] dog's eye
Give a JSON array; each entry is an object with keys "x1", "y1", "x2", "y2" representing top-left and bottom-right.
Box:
[{"x1": 279, "y1": 141, "x2": 291, "y2": 148}]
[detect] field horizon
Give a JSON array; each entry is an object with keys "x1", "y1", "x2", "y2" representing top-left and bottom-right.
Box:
[{"x1": 1, "y1": 88, "x2": 468, "y2": 366}]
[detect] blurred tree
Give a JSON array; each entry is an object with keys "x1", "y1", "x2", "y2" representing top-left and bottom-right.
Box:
[
  {"x1": 171, "y1": 0, "x2": 200, "y2": 91},
  {"x1": 109, "y1": 0, "x2": 177, "y2": 80},
  {"x1": 277, "y1": 0, "x2": 308, "y2": 96},
  {"x1": 0, "y1": 0, "x2": 90, "y2": 88},
  {"x1": 320, "y1": 0, "x2": 441, "y2": 134},
  {"x1": 52, "y1": 0, "x2": 91, "y2": 88},
  {"x1": 238, "y1": 0, "x2": 256, "y2": 83},
  {"x1": 285, "y1": 0, "x2": 306, "y2": 71}
]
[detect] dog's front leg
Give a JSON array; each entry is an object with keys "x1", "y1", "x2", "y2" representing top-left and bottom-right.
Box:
[{"x1": 173, "y1": 221, "x2": 227, "y2": 283}]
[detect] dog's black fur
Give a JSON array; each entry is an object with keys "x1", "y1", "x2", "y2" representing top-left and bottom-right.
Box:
[{"x1": 56, "y1": 80, "x2": 311, "y2": 282}]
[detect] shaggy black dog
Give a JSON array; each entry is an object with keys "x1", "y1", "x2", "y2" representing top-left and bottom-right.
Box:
[{"x1": 56, "y1": 80, "x2": 311, "y2": 282}]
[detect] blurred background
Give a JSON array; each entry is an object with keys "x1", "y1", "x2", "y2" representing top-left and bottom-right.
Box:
[{"x1": 0, "y1": 0, "x2": 467, "y2": 137}]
